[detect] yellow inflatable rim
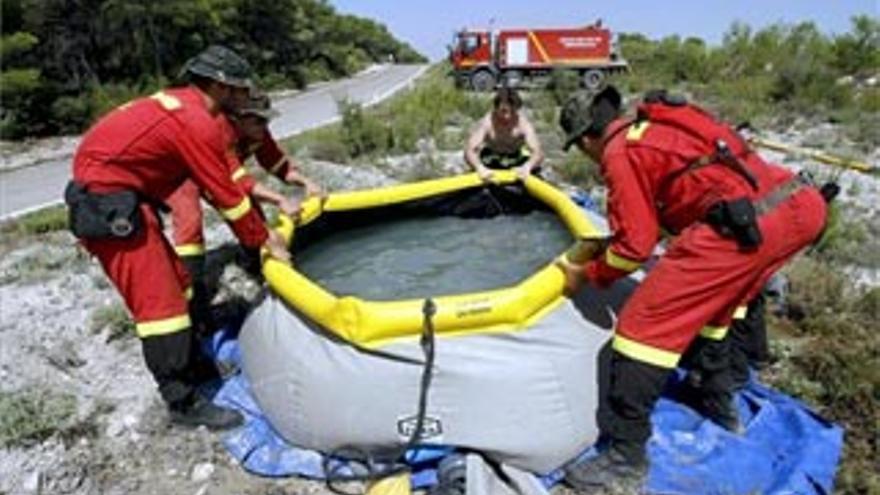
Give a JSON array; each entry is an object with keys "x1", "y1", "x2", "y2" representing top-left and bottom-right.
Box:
[{"x1": 264, "y1": 171, "x2": 601, "y2": 348}]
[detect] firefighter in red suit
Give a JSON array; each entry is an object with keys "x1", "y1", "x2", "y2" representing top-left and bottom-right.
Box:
[
  {"x1": 64, "y1": 45, "x2": 290, "y2": 430},
  {"x1": 555, "y1": 87, "x2": 828, "y2": 490},
  {"x1": 167, "y1": 92, "x2": 321, "y2": 329}
]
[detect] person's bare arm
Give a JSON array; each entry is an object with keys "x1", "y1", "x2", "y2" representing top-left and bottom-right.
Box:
[
  {"x1": 517, "y1": 116, "x2": 545, "y2": 178},
  {"x1": 283, "y1": 159, "x2": 323, "y2": 197},
  {"x1": 251, "y1": 183, "x2": 300, "y2": 217},
  {"x1": 464, "y1": 116, "x2": 492, "y2": 180}
]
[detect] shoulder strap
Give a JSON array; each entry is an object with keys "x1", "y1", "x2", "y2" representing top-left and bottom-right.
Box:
[{"x1": 633, "y1": 98, "x2": 759, "y2": 190}]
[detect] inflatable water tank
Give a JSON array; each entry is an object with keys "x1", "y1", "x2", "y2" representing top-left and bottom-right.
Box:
[{"x1": 240, "y1": 172, "x2": 621, "y2": 473}]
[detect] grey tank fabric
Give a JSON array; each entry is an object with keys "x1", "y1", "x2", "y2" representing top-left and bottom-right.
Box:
[
  {"x1": 239, "y1": 295, "x2": 614, "y2": 473},
  {"x1": 464, "y1": 453, "x2": 551, "y2": 495}
]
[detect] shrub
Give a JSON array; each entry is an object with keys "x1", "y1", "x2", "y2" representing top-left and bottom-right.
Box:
[
  {"x1": 50, "y1": 95, "x2": 95, "y2": 133},
  {"x1": 554, "y1": 152, "x2": 603, "y2": 189},
  {"x1": 0, "y1": 32, "x2": 40, "y2": 62},
  {"x1": 548, "y1": 69, "x2": 581, "y2": 105},
  {"x1": 88, "y1": 82, "x2": 158, "y2": 122},
  {"x1": 381, "y1": 64, "x2": 485, "y2": 153},
  {"x1": 0, "y1": 389, "x2": 77, "y2": 448},
  {"x1": 90, "y1": 303, "x2": 135, "y2": 342},
  {"x1": 766, "y1": 256, "x2": 880, "y2": 494},
  {"x1": 289, "y1": 125, "x2": 351, "y2": 163},
  {"x1": 338, "y1": 99, "x2": 390, "y2": 158},
  {"x1": 812, "y1": 203, "x2": 871, "y2": 266},
  {"x1": 307, "y1": 136, "x2": 351, "y2": 164},
  {"x1": 0, "y1": 68, "x2": 41, "y2": 97},
  {"x1": 0, "y1": 205, "x2": 68, "y2": 236}
]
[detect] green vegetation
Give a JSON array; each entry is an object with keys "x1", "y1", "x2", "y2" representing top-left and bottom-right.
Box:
[
  {"x1": 0, "y1": 388, "x2": 77, "y2": 448},
  {"x1": 613, "y1": 16, "x2": 880, "y2": 149},
  {"x1": 555, "y1": 152, "x2": 602, "y2": 188},
  {"x1": 289, "y1": 65, "x2": 486, "y2": 164},
  {"x1": 90, "y1": 303, "x2": 135, "y2": 342},
  {"x1": 812, "y1": 203, "x2": 873, "y2": 266},
  {"x1": 0, "y1": 205, "x2": 68, "y2": 237},
  {"x1": 0, "y1": 206, "x2": 72, "y2": 270},
  {"x1": 766, "y1": 257, "x2": 879, "y2": 494},
  {"x1": 0, "y1": 0, "x2": 425, "y2": 139},
  {"x1": 0, "y1": 242, "x2": 87, "y2": 285}
]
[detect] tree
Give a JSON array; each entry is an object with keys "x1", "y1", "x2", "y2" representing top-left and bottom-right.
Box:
[
  {"x1": 0, "y1": 0, "x2": 426, "y2": 139},
  {"x1": 832, "y1": 15, "x2": 880, "y2": 75}
]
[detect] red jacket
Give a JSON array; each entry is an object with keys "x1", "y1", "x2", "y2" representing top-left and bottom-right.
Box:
[
  {"x1": 585, "y1": 118, "x2": 794, "y2": 286},
  {"x1": 226, "y1": 119, "x2": 292, "y2": 194},
  {"x1": 73, "y1": 87, "x2": 268, "y2": 248}
]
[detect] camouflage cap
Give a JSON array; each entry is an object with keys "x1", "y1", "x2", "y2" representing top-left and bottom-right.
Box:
[
  {"x1": 559, "y1": 85, "x2": 622, "y2": 150},
  {"x1": 238, "y1": 91, "x2": 279, "y2": 121},
  {"x1": 181, "y1": 45, "x2": 254, "y2": 89}
]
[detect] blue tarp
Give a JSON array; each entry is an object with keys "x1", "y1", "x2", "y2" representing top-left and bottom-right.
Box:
[{"x1": 205, "y1": 326, "x2": 843, "y2": 494}]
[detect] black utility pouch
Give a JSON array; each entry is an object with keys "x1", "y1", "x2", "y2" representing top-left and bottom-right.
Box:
[
  {"x1": 64, "y1": 181, "x2": 142, "y2": 240},
  {"x1": 706, "y1": 198, "x2": 763, "y2": 250}
]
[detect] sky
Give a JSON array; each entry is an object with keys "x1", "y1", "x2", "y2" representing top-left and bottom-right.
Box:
[{"x1": 330, "y1": 0, "x2": 877, "y2": 61}]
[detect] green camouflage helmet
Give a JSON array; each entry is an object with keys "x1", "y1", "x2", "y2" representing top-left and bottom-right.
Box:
[
  {"x1": 559, "y1": 85, "x2": 622, "y2": 150},
  {"x1": 181, "y1": 45, "x2": 254, "y2": 89},
  {"x1": 238, "y1": 92, "x2": 280, "y2": 121}
]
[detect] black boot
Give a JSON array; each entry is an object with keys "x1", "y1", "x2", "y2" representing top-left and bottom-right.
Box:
[
  {"x1": 700, "y1": 390, "x2": 742, "y2": 434},
  {"x1": 142, "y1": 330, "x2": 240, "y2": 430},
  {"x1": 187, "y1": 347, "x2": 222, "y2": 385},
  {"x1": 564, "y1": 441, "x2": 647, "y2": 493},
  {"x1": 564, "y1": 350, "x2": 671, "y2": 492},
  {"x1": 680, "y1": 336, "x2": 743, "y2": 433},
  {"x1": 678, "y1": 371, "x2": 743, "y2": 433},
  {"x1": 730, "y1": 295, "x2": 770, "y2": 391},
  {"x1": 169, "y1": 394, "x2": 244, "y2": 430}
]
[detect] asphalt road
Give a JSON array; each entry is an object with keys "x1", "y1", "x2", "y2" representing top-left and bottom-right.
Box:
[{"x1": 0, "y1": 64, "x2": 428, "y2": 220}]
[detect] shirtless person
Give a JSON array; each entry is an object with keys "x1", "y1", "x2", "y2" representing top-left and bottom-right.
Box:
[{"x1": 465, "y1": 87, "x2": 544, "y2": 181}]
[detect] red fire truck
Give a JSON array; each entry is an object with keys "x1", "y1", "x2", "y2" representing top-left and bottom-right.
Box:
[{"x1": 449, "y1": 21, "x2": 628, "y2": 91}]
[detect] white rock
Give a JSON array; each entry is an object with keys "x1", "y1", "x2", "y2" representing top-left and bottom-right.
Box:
[
  {"x1": 122, "y1": 414, "x2": 138, "y2": 429},
  {"x1": 190, "y1": 462, "x2": 215, "y2": 483},
  {"x1": 105, "y1": 421, "x2": 124, "y2": 438},
  {"x1": 22, "y1": 470, "x2": 42, "y2": 493}
]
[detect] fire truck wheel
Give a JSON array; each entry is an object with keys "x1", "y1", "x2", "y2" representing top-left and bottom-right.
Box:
[
  {"x1": 471, "y1": 70, "x2": 496, "y2": 92},
  {"x1": 582, "y1": 70, "x2": 605, "y2": 90}
]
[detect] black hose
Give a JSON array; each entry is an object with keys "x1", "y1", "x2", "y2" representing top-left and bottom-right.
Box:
[{"x1": 323, "y1": 298, "x2": 437, "y2": 495}]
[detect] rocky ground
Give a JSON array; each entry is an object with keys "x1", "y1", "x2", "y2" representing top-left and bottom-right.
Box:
[
  {"x1": 0, "y1": 158, "x2": 401, "y2": 495},
  {"x1": 0, "y1": 122, "x2": 877, "y2": 495}
]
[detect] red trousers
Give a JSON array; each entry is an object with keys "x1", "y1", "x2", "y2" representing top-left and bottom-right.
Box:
[
  {"x1": 167, "y1": 179, "x2": 266, "y2": 257},
  {"x1": 167, "y1": 180, "x2": 205, "y2": 257},
  {"x1": 83, "y1": 205, "x2": 192, "y2": 338},
  {"x1": 614, "y1": 187, "x2": 827, "y2": 368}
]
